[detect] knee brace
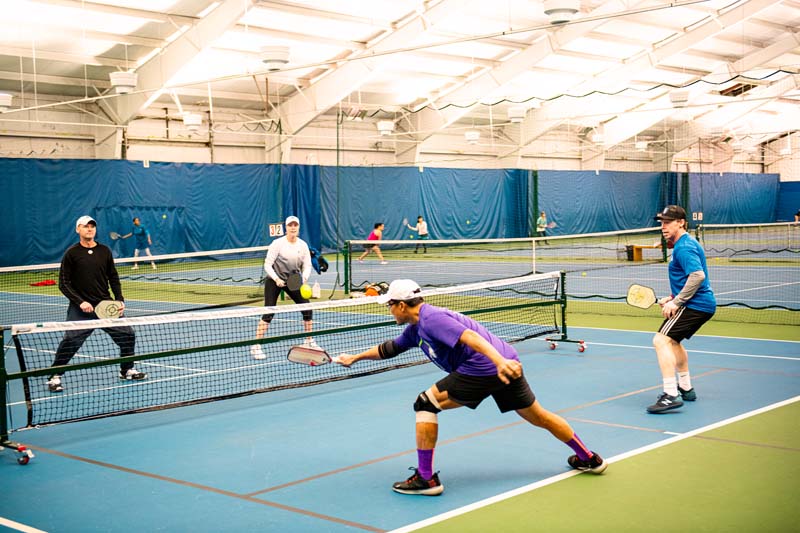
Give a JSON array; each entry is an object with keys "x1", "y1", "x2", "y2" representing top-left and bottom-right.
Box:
[{"x1": 413, "y1": 389, "x2": 441, "y2": 423}]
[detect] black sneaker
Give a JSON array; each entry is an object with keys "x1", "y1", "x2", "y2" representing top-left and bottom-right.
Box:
[
  {"x1": 678, "y1": 386, "x2": 697, "y2": 401},
  {"x1": 392, "y1": 467, "x2": 444, "y2": 496},
  {"x1": 567, "y1": 452, "x2": 607, "y2": 474},
  {"x1": 120, "y1": 368, "x2": 148, "y2": 381},
  {"x1": 647, "y1": 392, "x2": 683, "y2": 413},
  {"x1": 47, "y1": 375, "x2": 63, "y2": 393}
]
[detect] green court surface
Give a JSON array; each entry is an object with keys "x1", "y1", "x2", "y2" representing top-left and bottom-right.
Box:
[{"x1": 410, "y1": 400, "x2": 800, "y2": 533}]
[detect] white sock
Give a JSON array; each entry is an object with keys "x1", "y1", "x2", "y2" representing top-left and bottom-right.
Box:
[
  {"x1": 677, "y1": 371, "x2": 692, "y2": 391},
  {"x1": 663, "y1": 376, "x2": 678, "y2": 397}
]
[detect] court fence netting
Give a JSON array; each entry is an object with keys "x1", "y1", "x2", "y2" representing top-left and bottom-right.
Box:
[
  {"x1": 1, "y1": 271, "x2": 568, "y2": 456},
  {"x1": 0, "y1": 246, "x2": 273, "y2": 327},
  {"x1": 346, "y1": 224, "x2": 799, "y2": 326}
]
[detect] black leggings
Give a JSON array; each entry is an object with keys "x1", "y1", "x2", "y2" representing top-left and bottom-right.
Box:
[
  {"x1": 52, "y1": 303, "x2": 135, "y2": 375},
  {"x1": 260, "y1": 278, "x2": 312, "y2": 322}
]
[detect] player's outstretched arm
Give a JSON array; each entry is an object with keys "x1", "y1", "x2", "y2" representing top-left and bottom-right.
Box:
[{"x1": 333, "y1": 345, "x2": 381, "y2": 366}]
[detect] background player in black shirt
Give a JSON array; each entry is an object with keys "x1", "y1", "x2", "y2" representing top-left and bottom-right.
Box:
[{"x1": 46, "y1": 216, "x2": 147, "y2": 392}]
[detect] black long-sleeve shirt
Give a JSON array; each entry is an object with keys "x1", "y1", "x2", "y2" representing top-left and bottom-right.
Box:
[{"x1": 59, "y1": 243, "x2": 124, "y2": 306}]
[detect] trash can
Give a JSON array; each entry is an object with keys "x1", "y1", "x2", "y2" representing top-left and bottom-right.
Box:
[{"x1": 625, "y1": 245, "x2": 634, "y2": 261}]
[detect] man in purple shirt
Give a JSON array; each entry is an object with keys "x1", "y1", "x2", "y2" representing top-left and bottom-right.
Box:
[{"x1": 334, "y1": 279, "x2": 606, "y2": 496}]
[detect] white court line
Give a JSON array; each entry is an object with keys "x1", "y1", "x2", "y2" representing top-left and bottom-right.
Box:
[
  {"x1": 0, "y1": 517, "x2": 48, "y2": 533},
  {"x1": 389, "y1": 395, "x2": 800, "y2": 533},
  {"x1": 567, "y1": 325, "x2": 800, "y2": 344},
  {"x1": 577, "y1": 341, "x2": 800, "y2": 361},
  {"x1": 715, "y1": 280, "x2": 800, "y2": 297}
]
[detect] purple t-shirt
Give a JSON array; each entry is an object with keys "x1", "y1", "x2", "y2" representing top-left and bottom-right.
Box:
[{"x1": 394, "y1": 304, "x2": 519, "y2": 376}]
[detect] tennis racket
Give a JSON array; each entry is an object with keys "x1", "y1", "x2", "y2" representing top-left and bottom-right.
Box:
[
  {"x1": 287, "y1": 344, "x2": 331, "y2": 366},
  {"x1": 626, "y1": 284, "x2": 670, "y2": 309},
  {"x1": 95, "y1": 300, "x2": 123, "y2": 318},
  {"x1": 286, "y1": 272, "x2": 302, "y2": 291},
  {"x1": 546, "y1": 221, "x2": 557, "y2": 229},
  {"x1": 402, "y1": 217, "x2": 409, "y2": 226},
  {"x1": 109, "y1": 232, "x2": 122, "y2": 240}
]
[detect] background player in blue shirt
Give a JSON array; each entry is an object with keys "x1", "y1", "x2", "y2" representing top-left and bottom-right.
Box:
[
  {"x1": 648, "y1": 205, "x2": 716, "y2": 414},
  {"x1": 122, "y1": 217, "x2": 156, "y2": 270},
  {"x1": 334, "y1": 279, "x2": 606, "y2": 496}
]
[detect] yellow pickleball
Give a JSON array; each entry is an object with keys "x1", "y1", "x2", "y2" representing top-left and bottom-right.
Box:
[{"x1": 300, "y1": 284, "x2": 312, "y2": 299}]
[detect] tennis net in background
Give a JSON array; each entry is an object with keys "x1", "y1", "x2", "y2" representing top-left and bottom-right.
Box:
[
  {"x1": 0, "y1": 246, "x2": 271, "y2": 326},
  {"x1": 346, "y1": 228, "x2": 666, "y2": 291},
  {"x1": 694, "y1": 222, "x2": 800, "y2": 324},
  {"x1": 2, "y1": 271, "x2": 563, "y2": 431},
  {"x1": 347, "y1": 227, "x2": 668, "y2": 319}
]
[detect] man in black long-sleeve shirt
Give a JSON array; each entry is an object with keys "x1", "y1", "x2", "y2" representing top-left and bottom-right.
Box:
[{"x1": 47, "y1": 216, "x2": 147, "y2": 393}]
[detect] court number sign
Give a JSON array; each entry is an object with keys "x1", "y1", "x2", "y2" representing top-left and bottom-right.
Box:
[{"x1": 269, "y1": 223, "x2": 285, "y2": 237}]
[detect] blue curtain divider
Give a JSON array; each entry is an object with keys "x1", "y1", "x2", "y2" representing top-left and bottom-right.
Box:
[{"x1": 0, "y1": 158, "x2": 785, "y2": 267}]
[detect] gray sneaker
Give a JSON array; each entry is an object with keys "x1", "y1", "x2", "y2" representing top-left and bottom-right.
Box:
[
  {"x1": 678, "y1": 386, "x2": 697, "y2": 401},
  {"x1": 647, "y1": 392, "x2": 683, "y2": 413}
]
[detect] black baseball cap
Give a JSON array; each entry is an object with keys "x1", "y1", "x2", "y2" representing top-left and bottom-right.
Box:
[{"x1": 654, "y1": 205, "x2": 686, "y2": 221}]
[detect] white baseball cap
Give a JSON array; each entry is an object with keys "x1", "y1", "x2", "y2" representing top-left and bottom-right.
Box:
[
  {"x1": 377, "y1": 279, "x2": 422, "y2": 304},
  {"x1": 76, "y1": 215, "x2": 96, "y2": 228},
  {"x1": 285, "y1": 216, "x2": 300, "y2": 226}
]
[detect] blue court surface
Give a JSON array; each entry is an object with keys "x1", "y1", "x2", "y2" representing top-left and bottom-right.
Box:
[{"x1": 1, "y1": 327, "x2": 798, "y2": 532}]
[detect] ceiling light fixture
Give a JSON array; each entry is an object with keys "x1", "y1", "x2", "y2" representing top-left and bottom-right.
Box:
[
  {"x1": 465, "y1": 129, "x2": 480, "y2": 144},
  {"x1": 0, "y1": 93, "x2": 12, "y2": 112},
  {"x1": 543, "y1": 0, "x2": 580, "y2": 24},
  {"x1": 260, "y1": 45, "x2": 290, "y2": 72},
  {"x1": 377, "y1": 120, "x2": 394, "y2": 135},
  {"x1": 508, "y1": 106, "x2": 526, "y2": 123},
  {"x1": 109, "y1": 71, "x2": 138, "y2": 94},
  {"x1": 183, "y1": 113, "x2": 203, "y2": 133},
  {"x1": 669, "y1": 89, "x2": 690, "y2": 108}
]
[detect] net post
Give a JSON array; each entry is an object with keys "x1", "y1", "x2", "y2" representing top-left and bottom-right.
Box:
[
  {"x1": 560, "y1": 271, "x2": 569, "y2": 341},
  {"x1": 0, "y1": 327, "x2": 9, "y2": 444},
  {"x1": 343, "y1": 241, "x2": 351, "y2": 295}
]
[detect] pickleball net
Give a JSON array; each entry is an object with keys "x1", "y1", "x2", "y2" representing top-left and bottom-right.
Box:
[{"x1": 1, "y1": 271, "x2": 565, "y2": 438}]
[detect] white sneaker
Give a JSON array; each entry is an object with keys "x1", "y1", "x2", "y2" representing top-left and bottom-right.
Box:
[
  {"x1": 47, "y1": 376, "x2": 63, "y2": 393},
  {"x1": 251, "y1": 345, "x2": 266, "y2": 360},
  {"x1": 303, "y1": 338, "x2": 320, "y2": 349},
  {"x1": 380, "y1": 261, "x2": 388, "y2": 265},
  {"x1": 120, "y1": 368, "x2": 148, "y2": 380},
  {"x1": 132, "y1": 264, "x2": 139, "y2": 270},
  {"x1": 151, "y1": 263, "x2": 157, "y2": 270}
]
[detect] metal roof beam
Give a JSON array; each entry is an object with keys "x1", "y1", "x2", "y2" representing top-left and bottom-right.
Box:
[
  {"x1": 505, "y1": 0, "x2": 781, "y2": 156},
  {"x1": 114, "y1": 0, "x2": 254, "y2": 124},
  {"x1": 276, "y1": 0, "x2": 462, "y2": 136}
]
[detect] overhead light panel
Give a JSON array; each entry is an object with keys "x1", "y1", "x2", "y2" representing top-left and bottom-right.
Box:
[
  {"x1": 0, "y1": 93, "x2": 12, "y2": 112},
  {"x1": 260, "y1": 45, "x2": 290, "y2": 72},
  {"x1": 543, "y1": 0, "x2": 580, "y2": 24},
  {"x1": 635, "y1": 141, "x2": 648, "y2": 151},
  {"x1": 183, "y1": 113, "x2": 203, "y2": 133},
  {"x1": 109, "y1": 71, "x2": 138, "y2": 94},
  {"x1": 669, "y1": 89, "x2": 690, "y2": 108},
  {"x1": 508, "y1": 106, "x2": 526, "y2": 123},
  {"x1": 377, "y1": 120, "x2": 394, "y2": 135},
  {"x1": 780, "y1": 134, "x2": 792, "y2": 156},
  {"x1": 465, "y1": 130, "x2": 480, "y2": 144}
]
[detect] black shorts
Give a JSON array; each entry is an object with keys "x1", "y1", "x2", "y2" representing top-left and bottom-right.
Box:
[
  {"x1": 658, "y1": 306, "x2": 714, "y2": 342},
  {"x1": 435, "y1": 370, "x2": 535, "y2": 413}
]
